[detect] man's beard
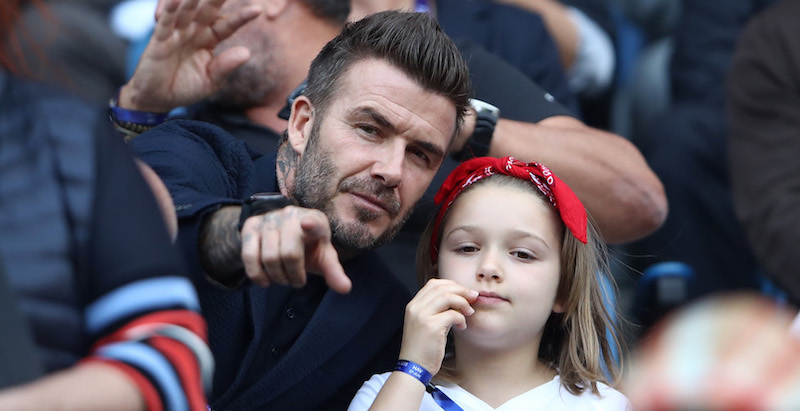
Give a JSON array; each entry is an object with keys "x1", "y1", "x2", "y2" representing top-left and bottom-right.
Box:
[
  {"x1": 293, "y1": 124, "x2": 414, "y2": 255},
  {"x1": 210, "y1": 30, "x2": 280, "y2": 108}
]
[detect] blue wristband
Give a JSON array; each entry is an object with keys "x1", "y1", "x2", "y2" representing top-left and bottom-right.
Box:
[
  {"x1": 395, "y1": 360, "x2": 433, "y2": 386},
  {"x1": 108, "y1": 88, "x2": 169, "y2": 140},
  {"x1": 109, "y1": 90, "x2": 168, "y2": 126},
  {"x1": 110, "y1": 104, "x2": 168, "y2": 125}
]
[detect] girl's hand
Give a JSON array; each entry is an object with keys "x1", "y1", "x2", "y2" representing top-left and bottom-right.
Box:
[{"x1": 398, "y1": 278, "x2": 478, "y2": 375}]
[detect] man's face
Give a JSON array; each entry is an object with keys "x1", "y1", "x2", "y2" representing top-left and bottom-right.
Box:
[
  {"x1": 213, "y1": 0, "x2": 283, "y2": 107},
  {"x1": 290, "y1": 58, "x2": 457, "y2": 254}
]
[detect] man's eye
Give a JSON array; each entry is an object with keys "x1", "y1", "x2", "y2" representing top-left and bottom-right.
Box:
[
  {"x1": 359, "y1": 124, "x2": 378, "y2": 135},
  {"x1": 409, "y1": 148, "x2": 430, "y2": 163}
]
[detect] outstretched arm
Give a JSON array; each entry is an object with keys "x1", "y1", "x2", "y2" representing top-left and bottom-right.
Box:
[
  {"x1": 119, "y1": 0, "x2": 262, "y2": 112},
  {"x1": 455, "y1": 40, "x2": 666, "y2": 244},
  {"x1": 452, "y1": 113, "x2": 666, "y2": 243},
  {"x1": 200, "y1": 204, "x2": 352, "y2": 294}
]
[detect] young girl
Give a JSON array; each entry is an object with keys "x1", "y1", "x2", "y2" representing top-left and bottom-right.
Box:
[{"x1": 349, "y1": 156, "x2": 629, "y2": 410}]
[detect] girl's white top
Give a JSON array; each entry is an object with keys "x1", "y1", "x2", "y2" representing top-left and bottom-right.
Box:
[{"x1": 348, "y1": 372, "x2": 631, "y2": 411}]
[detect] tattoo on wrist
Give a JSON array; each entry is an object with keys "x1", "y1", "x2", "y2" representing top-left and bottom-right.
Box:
[{"x1": 199, "y1": 207, "x2": 244, "y2": 281}]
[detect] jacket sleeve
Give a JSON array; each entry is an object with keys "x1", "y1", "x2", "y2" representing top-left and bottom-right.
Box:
[
  {"x1": 130, "y1": 119, "x2": 267, "y2": 280},
  {"x1": 82, "y1": 129, "x2": 213, "y2": 411}
]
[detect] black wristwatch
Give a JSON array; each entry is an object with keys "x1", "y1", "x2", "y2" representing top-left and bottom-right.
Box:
[
  {"x1": 453, "y1": 99, "x2": 500, "y2": 162},
  {"x1": 238, "y1": 193, "x2": 295, "y2": 231}
]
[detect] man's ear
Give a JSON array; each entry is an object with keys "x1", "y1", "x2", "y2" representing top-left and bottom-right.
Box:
[{"x1": 287, "y1": 95, "x2": 314, "y2": 155}]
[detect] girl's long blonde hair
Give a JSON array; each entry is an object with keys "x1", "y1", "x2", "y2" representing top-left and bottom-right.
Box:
[{"x1": 417, "y1": 174, "x2": 624, "y2": 395}]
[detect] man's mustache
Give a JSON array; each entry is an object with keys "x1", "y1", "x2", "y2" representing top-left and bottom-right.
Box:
[{"x1": 339, "y1": 177, "x2": 401, "y2": 216}]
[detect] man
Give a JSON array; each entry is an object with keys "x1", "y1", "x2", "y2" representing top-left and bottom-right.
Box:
[
  {"x1": 131, "y1": 10, "x2": 471, "y2": 409},
  {"x1": 728, "y1": 0, "x2": 800, "y2": 305},
  {"x1": 627, "y1": 0, "x2": 776, "y2": 330},
  {"x1": 117, "y1": 0, "x2": 666, "y2": 247}
]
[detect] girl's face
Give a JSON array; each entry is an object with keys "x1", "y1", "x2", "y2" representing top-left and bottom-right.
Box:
[{"x1": 437, "y1": 183, "x2": 564, "y2": 349}]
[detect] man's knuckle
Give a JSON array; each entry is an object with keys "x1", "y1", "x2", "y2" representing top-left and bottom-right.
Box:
[
  {"x1": 283, "y1": 249, "x2": 302, "y2": 262},
  {"x1": 262, "y1": 254, "x2": 280, "y2": 268}
]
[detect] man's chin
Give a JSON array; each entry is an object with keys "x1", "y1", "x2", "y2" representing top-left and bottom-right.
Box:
[
  {"x1": 331, "y1": 222, "x2": 381, "y2": 251},
  {"x1": 327, "y1": 202, "x2": 411, "y2": 258},
  {"x1": 330, "y1": 219, "x2": 400, "y2": 257}
]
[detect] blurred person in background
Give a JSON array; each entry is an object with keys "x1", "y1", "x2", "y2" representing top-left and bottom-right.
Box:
[
  {"x1": 625, "y1": 0, "x2": 777, "y2": 335},
  {"x1": 7, "y1": 0, "x2": 129, "y2": 105},
  {"x1": 626, "y1": 293, "x2": 800, "y2": 410},
  {"x1": 728, "y1": 0, "x2": 800, "y2": 307},
  {"x1": 0, "y1": 0, "x2": 212, "y2": 409},
  {"x1": 487, "y1": 0, "x2": 617, "y2": 122},
  {"x1": 491, "y1": 0, "x2": 615, "y2": 97}
]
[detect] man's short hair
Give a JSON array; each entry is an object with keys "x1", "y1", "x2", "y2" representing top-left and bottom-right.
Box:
[
  {"x1": 301, "y1": 0, "x2": 350, "y2": 25},
  {"x1": 304, "y1": 10, "x2": 472, "y2": 139}
]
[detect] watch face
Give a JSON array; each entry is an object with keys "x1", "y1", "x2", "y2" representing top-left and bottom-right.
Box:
[
  {"x1": 454, "y1": 99, "x2": 499, "y2": 162},
  {"x1": 248, "y1": 193, "x2": 287, "y2": 203},
  {"x1": 469, "y1": 98, "x2": 500, "y2": 120}
]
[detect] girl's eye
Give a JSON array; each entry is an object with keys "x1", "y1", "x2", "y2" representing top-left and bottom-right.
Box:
[
  {"x1": 512, "y1": 250, "x2": 534, "y2": 260},
  {"x1": 457, "y1": 245, "x2": 479, "y2": 254}
]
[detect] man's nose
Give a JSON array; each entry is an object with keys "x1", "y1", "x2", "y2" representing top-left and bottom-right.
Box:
[{"x1": 370, "y1": 141, "x2": 404, "y2": 188}]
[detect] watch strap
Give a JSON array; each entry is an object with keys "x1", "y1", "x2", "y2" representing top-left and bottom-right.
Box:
[
  {"x1": 238, "y1": 193, "x2": 295, "y2": 232},
  {"x1": 453, "y1": 99, "x2": 500, "y2": 162}
]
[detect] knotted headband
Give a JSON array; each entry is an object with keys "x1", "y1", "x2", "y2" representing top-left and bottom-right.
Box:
[{"x1": 431, "y1": 156, "x2": 588, "y2": 262}]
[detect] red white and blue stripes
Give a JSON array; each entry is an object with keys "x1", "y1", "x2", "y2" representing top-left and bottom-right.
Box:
[{"x1": 83, "y1": 276, "x2": 212, "y2": 411}]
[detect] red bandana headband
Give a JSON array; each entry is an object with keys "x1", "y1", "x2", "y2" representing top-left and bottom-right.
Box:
[{"x1": 431, "y1": 156, "x2": 588, "y2": 262}]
